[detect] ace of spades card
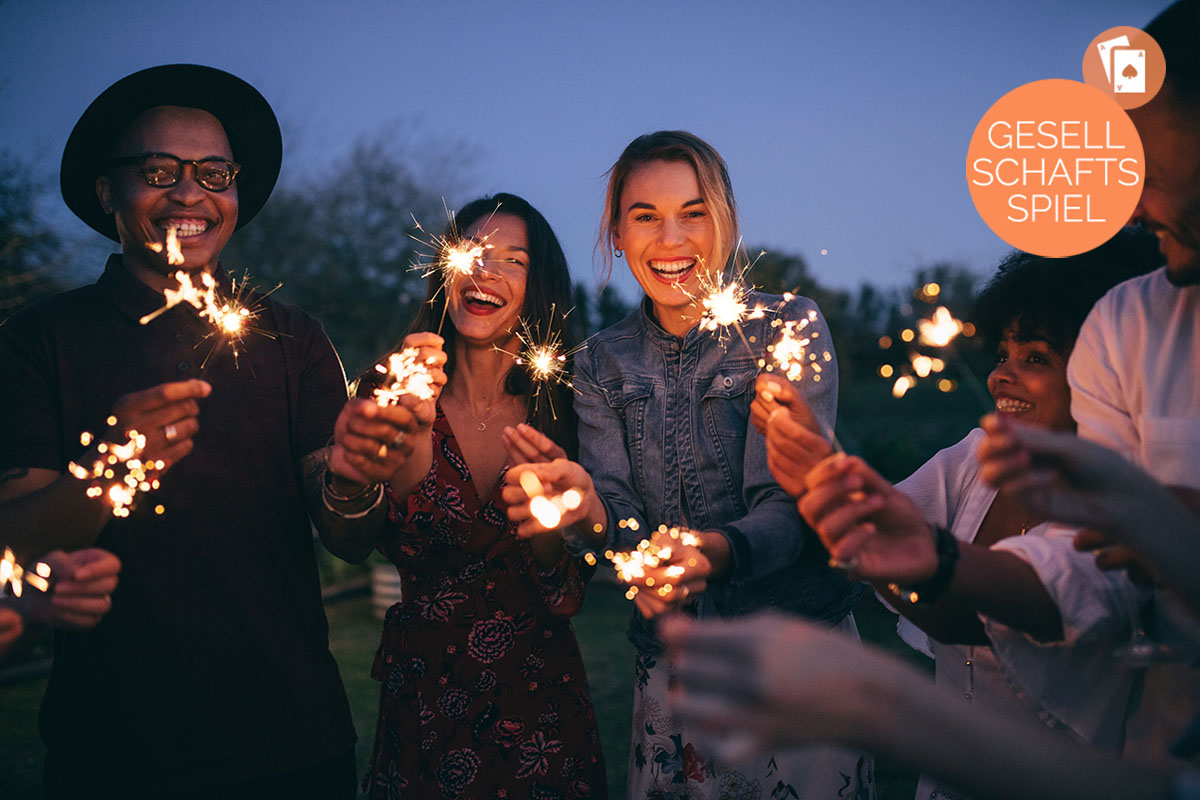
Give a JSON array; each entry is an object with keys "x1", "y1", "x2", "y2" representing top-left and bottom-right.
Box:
[{"x1": 1113, "y1": 48, "x2": 1146, "y2": 94}]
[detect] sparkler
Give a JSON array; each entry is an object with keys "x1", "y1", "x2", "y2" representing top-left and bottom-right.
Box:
[
  {"x1": 585, "y1": 523, "x2": 702, "y2": 601},
  {"x1": 410, "y1": 206, "x2": 496, "y2": 335},
  {"x1": 494, "y1": 305, "x2": 586, "y2": 420},
  {"x1": 0, "y1": 548, "x2": 51, "y2": 598},
  {"x1": 67, "y1": 425, "x2": 165, "y2": 518},
  {"x1": 370, "y1": 348, "x2": 441, "y2": 456},
  {"x1": 517, "y1": 470, "x2": 583, "y2": 529},
  {"x1": 372, "y1": 348, "x2": 438, "y2": 407},
  {"x1": 691, "y1": 268, "x2": 767, "y2": 358},
  {"x1": 146, "y1": 224, "x2": 185, "y2": 266},
  {"x1": 878, "y1": 283, "x2": 989, "y2": 407},
  {"x1": 139, "y1": 267, "x2": 278, "y2": 367},
  {"x1": 757, "y1": 306, "x2": 843, "y2": 452}
]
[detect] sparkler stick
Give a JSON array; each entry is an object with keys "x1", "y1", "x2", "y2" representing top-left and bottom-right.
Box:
[
  {"x1": 0, "y1": 548, "x2": 51, "y2": 598},
  {"x1": 67, "y1": 426, "x2": 165, "y2": 518}
]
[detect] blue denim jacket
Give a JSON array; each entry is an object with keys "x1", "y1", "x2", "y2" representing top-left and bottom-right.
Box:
[{"x1": 574, "y1": 291, "x2": 863, "y2": 651}]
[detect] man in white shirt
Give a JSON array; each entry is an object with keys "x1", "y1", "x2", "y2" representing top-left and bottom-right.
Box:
[{"x1": 1065, "y1": 0, "x2": 1200, "y2": 765}]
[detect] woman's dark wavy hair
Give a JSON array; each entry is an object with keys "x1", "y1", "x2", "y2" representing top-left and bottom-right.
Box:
[
  {"x1": 973, "y1": 226, "x2": 1164, "y2": 356},
  {"x1": 408, "y1": 193, "x2": 579, "y2": 455}
]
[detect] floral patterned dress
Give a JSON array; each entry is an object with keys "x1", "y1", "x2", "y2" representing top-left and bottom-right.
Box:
[{"x1": 364, "y1": 410, "x2": 606, "y2": 800}]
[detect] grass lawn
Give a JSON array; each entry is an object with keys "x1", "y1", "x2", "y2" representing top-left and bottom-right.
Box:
[{"x1": 0, "y1": 584, "x2": 923, "y2": 799}]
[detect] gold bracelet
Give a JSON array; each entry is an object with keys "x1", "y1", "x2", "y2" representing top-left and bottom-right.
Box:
[
  {"x1": 322, "y1": 468, "x2": 379, "y2": 503},
  {"x1": 321, "y1": 482, "x2": 384, "y2": 519}
]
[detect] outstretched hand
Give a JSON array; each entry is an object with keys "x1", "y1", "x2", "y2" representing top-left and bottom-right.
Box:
[
  {"x1": 502, "y1": 423, "x2": 567, "y2": 466},
  {"x1": 503, "y1": 459, "x2": 598, "y2": 538},
  {"x1": 752, "y1": 375, "x2": 832, "y2": 497},
  {"x1": 20, "y1": 548, "x2": 122, "y2": 630},
  {"x1": 799, "y1": 454, "x2": 937, "y2": 584},
  {"x1": 662, "y1": 612, "x2": 879, "y2": 761},
  {"x1": 106, "y1": 379, "x2": 212, "y2": 473}
]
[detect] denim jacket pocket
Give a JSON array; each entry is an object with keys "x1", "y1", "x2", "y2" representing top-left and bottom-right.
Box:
[
  {"x1": 599, "y1": 378, "x2": 654, "y2": 486},
  {"x1": 700, "y1": 365, "x2": 757, "y2": 442}
]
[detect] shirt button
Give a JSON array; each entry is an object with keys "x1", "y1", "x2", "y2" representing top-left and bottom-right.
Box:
[
  {"x1": 723, "y1": 376, "x2": 733, "y2": 388},
  {"x1": 964, "y1": 692, "x2": 973, "y2": 700},
  {"x1": 176, "y1": 361, "x2": 190, "y2": 372}
]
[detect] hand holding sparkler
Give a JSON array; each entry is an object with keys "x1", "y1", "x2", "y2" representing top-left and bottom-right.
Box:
[
  {"x1": 105, "y1": 379, "x2": 212, "y2": 472},
  {"x1": 798, "y1": 454, "x2": 938, "y2": 584},
  {"x1": 610, "y1": 525, "x2": 716, "y2": 619},
  {"x1": 751, "y1": 375, "x2": 840, "y2": 500},
  {"x1": 502, "y1": 460, "x2": 601, "y2": 539},
  {"x1": 20, "y1": 549, "x2": 121, "y2": 630},
  {"x1": 329, "y1": 333, "x2": 447, "y2": 492},
  {"x1": 977, "y1": 415, "x2": 1199, "y2": 600}
]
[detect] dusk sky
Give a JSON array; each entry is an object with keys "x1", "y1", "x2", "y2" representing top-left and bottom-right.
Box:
[{"x1": 0, "y1": 0, "x2": 1163, "y2": 302}]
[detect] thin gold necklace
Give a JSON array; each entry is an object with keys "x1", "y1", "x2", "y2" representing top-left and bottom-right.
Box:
[{"x1": 447, "y1": 390, "x2": 507, "y2": 432}]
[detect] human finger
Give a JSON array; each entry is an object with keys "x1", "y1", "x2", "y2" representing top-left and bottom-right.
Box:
[
  {"x1": 112, "y1": 380, "x2": 212, "y2": 415},
  {"x1": 505, "y1": 424, "x2": 567, "y2": 463}
]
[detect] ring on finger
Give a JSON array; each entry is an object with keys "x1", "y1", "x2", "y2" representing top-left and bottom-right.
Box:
[
  {"x1": 829, "y1": 556, "x2": 860, "y2": 571},
  {"x1": 391, "y1": 430, "x2": 407, "y2": 448},
  {"x1": 164, "y1": 423, "x2": 178, "y2": 441}
]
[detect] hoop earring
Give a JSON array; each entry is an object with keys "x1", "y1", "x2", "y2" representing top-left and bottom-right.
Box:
[{"x1": 614, "y1": 249, "x2": 623, "y2": 259}]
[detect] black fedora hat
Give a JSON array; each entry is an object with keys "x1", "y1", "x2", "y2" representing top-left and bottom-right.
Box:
[{"x1": 60, "y1": 64, "x2": 282, "y2": 241}]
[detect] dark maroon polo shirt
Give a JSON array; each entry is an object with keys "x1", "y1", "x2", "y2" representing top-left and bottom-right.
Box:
[{"x1": 0, "y1": 255, "x2": 355, "y2": 793}]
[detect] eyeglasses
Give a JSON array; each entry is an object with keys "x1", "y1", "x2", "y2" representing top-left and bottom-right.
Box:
[{"x1": 109, "y1": 152, "x2": 241, "y2": 192}]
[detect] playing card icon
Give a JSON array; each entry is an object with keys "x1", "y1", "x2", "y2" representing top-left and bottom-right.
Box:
[{"x1": 1122, "y1": 63, "x2": 1139, "y2": 79}]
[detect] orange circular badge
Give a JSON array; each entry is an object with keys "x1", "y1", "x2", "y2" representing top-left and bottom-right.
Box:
[
  {"x1": 1082, "y1": 26, "x2": 1165, "y2": 110},
  {"x1": 966, "y1": 79, "x2": 1144, "y2": 258}
]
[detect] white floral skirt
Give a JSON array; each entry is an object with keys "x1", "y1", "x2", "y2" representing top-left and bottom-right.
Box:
[{"x1": 627, "y1": 613, "x2": 875, "y2": 800}]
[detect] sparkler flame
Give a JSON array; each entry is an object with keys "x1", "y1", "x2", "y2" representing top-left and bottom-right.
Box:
[
  {"x1": 139, "y1": 269, "x2": 275, "y2": 366},
  {"x1": 1, "y1": 548, "x2": 51, "y2": 598},
  {"x1": 759, "y1": 309, "x2": 828, "y2": 383},
  {"x1": 519, "y1": 470, "x2": 584, "y2": 529},
  {"x1": 68, "y1": 429, "x2": 163, "y2": 517},
  {"x1": 601, "y1": 523, "x2": 702, "y2": 600},
  {"x1": 372, "y1": 348, "x2": 438, "y2": 406},
  {"x1": 146, "y1": 225, "x2": 185, "y2": 266},
  {"x1": 495, "y1": 305, "x2": 585, "y2": 420},
  {"x1": 918, "y1": 306, "x2": 964, "y2": 347}
]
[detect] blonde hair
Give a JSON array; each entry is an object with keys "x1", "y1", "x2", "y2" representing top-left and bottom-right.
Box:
[{"x1": 596, "y1": 131, "x2": 739, "y2": 281}]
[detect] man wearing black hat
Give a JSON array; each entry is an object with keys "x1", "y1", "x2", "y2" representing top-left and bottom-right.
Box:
[{"x1": 0, "y1": 64, "x2": 412, "y2": 798}]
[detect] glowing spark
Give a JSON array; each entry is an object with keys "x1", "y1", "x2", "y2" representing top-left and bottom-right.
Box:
[
  {"x1": 139, "y1": 269, "x2": 276, "y2": 366},
  {"x1": 700, "y1": 281, "x2": 749, "y2": 332},
  {"x1": 918, "y1": 306, "x2": 964, "y2": 347},
  {"x1": 146, "y1": 224, "x2": 185, "y2": 266},
  {"x1": 892, "y1": 375, "x2": 917, "y2": 398},
  {"x1": 518, "y1": 470, "x2": 584, "y2": 529},
  {"x1": 605, "y1": 524, "x2": 702, "y2": 599},
  {"x1": 372, "y1": 347, "x2": 437, "y2": 406},
  {"x1": 442, "y1": 241, "x2": 487, "y2": 280},
  {"x1": 68, "y1": 429, "x2": 162, "y2": 517},
  {"x1": 495, "y1": 305, "x2": 586, "y2": 420},
  {"x1": 759, "y1": 310, "x2": 824, "y2": 382},
  {"x1": 409, "y1": 203, "x2": 509, "y2": 335},
  {"x1": 1, "y1": 548, "x2": 52, "y2": 598}
]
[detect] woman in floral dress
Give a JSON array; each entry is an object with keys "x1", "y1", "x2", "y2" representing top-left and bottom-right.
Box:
[{"x1": 322, "y1": 193, "x2": 605, "y2": 799}]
